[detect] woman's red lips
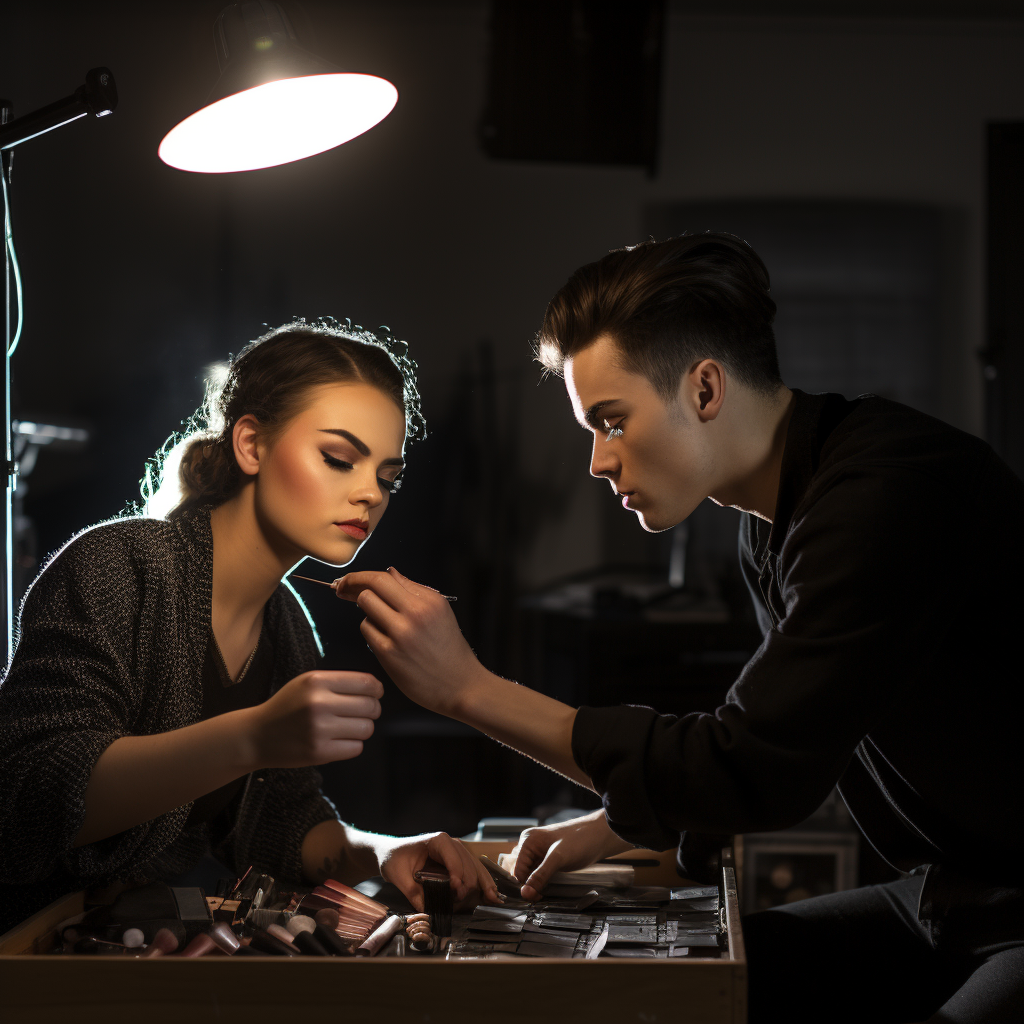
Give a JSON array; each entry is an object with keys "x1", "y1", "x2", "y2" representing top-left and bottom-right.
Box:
[{"x1": 336, "y1": 519, "x2": 368, "y2": 539}]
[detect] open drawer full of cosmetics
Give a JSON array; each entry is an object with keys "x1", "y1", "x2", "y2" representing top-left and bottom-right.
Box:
[{"x1": 0, "y1": 842, "x2": 747, "y2": 1024}]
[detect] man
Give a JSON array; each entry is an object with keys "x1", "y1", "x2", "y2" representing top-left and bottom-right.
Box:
[{"x1": 339, "y1": 234, "x2": 1023, "y2": 1022}]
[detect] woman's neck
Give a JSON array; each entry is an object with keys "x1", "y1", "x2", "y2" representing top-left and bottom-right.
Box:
[{"x1": 209, "y1": 486, "x2": 295, "y2": 636}]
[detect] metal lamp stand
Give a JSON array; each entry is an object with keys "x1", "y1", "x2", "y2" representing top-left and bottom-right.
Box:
[{"x1": 0, "y1": 67, "x2": 117, "y2": 667}]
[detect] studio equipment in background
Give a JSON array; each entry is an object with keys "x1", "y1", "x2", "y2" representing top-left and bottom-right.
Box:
[
  {"x1": 480, "y1": 0, "x2": 665, "y2": 173},
  {"x1": 0, "y1": 68, "x2": 117, "y2": 666},
  {"x1": 158, "y1": 1, "x2": 398, "y2": 173}
]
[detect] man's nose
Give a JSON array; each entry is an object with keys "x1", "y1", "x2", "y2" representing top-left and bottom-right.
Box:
[{"x1": 590, "y1": 438, "x2": 619, "y2": 480}]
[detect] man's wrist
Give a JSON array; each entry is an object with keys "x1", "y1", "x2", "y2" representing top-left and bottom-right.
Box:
[
  {"x1": 586, "y1": 809, "x2": 636, "y2": 859},
  {"x1": 443, "y1": 660, "x2": 497, "y2": 723}
]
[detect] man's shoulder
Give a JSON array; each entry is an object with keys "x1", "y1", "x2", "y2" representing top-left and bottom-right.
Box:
[{"x1": 820, "y1": 396, "x2": 1014, "y2": 495}]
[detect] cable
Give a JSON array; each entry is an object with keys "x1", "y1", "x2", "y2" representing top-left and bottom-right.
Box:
[{"x1": 2, "y1": 158, "x2": 23, "y2": 358}]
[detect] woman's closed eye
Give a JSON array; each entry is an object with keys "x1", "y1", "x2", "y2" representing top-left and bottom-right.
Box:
[{"x1": 321, "y1": 450, "x2": 402, "y2": 493}]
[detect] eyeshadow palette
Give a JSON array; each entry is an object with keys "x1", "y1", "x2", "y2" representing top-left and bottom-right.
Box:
[{"x1": 445, "y1": 888, "x2": 725, "y2": 960}]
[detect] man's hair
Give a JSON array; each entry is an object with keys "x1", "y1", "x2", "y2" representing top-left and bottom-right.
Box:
[{"x1": 536, "y1": 232, "x2": 783, "y2": 399}]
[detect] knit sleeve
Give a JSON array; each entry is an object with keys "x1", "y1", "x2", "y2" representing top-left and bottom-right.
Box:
[
  {"x1": 0, "y1": 523, "x2": 159, "y2": 883},
  {"x1": 225, "y1": 768, "x2": 339, "y2": 884}
]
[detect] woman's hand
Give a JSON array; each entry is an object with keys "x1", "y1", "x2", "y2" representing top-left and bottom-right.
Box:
[
  {"x1": 334, "y1": 568, "x2": 483, "y2": 717},
  {"x1": 243, "y1": 670, "x2": 384, "y2": 769},
  {"x1": 377, "y1": 832, "x2": 500, "y2": 912},
  {"x1": 507, "y1": 809, "x2": 635, "y2": 901}
]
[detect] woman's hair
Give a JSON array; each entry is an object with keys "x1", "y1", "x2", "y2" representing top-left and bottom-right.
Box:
[
  {"x1": 536, "y1": 232, "x2": 783, "y2": 398},
  {"x1": 142, "y1": 318, "x2": 426, "y2": 519}
]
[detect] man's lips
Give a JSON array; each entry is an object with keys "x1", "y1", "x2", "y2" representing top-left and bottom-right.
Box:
[
  {"x1": 617, "y1": 490, "x2": 637, "y2": 509},
  {"x1": 335, "y1": 519, "x2": 368, "y2": 539}
]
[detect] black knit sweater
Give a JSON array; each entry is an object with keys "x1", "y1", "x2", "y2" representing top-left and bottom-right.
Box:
[{"x1": 0, "y1": 505, "x2": 338, "y2": 931}]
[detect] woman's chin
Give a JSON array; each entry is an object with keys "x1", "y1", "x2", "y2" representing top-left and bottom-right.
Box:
[{"x1": 304, "y1": 539, "x2": 363, "y2": 568}]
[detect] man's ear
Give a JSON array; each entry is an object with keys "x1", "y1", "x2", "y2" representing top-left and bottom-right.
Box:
[
  {"x1": 685, "y1": 359, "x2": 725, "y2": 421},
  {"x1": 232, "y1": 414, "x2": 262, "y2": 477}
]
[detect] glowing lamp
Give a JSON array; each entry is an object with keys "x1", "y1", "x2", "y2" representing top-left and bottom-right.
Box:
[{"x1": 158, "y1": 2, "x2": 397, "y2": 174}]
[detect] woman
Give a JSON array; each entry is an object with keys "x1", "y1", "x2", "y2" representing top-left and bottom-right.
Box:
[{"x1": 0, "y1": 318, "x2": 498, "y2": 932}]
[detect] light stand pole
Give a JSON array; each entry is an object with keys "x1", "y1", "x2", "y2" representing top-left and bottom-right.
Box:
[{"x1": 0, "y1": 67, "x2": 117, "y2": 667}]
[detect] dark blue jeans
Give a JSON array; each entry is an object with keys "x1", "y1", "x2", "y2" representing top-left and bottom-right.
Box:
[{"x1": 742, "y1": 874, "x2": 1024, "y2": 1023}]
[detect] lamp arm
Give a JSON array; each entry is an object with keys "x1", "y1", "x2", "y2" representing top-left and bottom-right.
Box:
[{"x1": 0, "y1": 67, "x2": 117, "y2": 151}]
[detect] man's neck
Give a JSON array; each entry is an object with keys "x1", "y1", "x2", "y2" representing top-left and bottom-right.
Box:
[{"x1": 711, "y1": 386, "x2": 795, "y2": 522}]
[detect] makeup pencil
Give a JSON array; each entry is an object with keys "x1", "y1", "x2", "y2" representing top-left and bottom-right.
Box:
[{"x1": 289, "y1": 574, "x2": 457, "y2": 601}]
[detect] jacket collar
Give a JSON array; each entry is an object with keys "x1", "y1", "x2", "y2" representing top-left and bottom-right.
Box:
[{"x1": 766, "y1": 389, "x2": 854, "y2": 557}]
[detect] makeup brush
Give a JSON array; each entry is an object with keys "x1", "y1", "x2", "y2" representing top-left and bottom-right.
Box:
[
  {"x1": 289, "y1": 574, "x2": 457, "y2": 601},
  {"x1": 414, "y1": 867, "x2": 454, "y2": 937}
]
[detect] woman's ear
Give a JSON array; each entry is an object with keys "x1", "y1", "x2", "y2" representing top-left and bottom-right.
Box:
[
  {"x1": 686, "y1": 359, "x2": 725, "y2": 422},
  {"x1": 232, "y1": 414, "x2": 262, "y2": 477}
]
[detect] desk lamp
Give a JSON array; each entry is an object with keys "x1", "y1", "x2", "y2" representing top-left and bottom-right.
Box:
[{"x1": 158, "y1": 2, "x2": 398, "y2": 173}]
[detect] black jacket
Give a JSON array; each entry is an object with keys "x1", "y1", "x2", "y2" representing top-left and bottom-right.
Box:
[
  {"x1": 572, "y1": 391, "x2": 1024, "y2": 902},
  {"x1": 0, "y1": 505, "x2": 338, "y2": 931}
]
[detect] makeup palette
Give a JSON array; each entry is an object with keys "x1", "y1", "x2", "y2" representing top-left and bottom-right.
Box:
[{"x1": 292, "y1": 880, "x2": 390, "y2": 952}]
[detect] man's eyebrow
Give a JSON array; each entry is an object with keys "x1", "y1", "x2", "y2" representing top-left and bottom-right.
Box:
[
  {"x1": 582, "y1": 400, "x2": 619, "y2": 430},
  {"x1": 318, "y1": 428, "x2": 405, "y2": 467}
]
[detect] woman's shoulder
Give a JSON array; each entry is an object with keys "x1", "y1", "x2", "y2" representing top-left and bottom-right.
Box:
[
  {"x1": 25, "y1": 514, "x2": 190, "y2": 611},
  {"x1": 44, "y1": 514, "x2": 180, "y2": 570}
]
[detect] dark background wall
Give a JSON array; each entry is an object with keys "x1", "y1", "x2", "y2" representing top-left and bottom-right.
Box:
[{"x1": 3, "y1": 1, "x2": 1024, "y2": 841}]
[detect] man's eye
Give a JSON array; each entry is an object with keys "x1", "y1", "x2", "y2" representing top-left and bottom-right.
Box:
[
  {"x1": 378, "y1": 477, "x2": 402, "y2": 494},
  {"x1": 603, "y1": 420, "x2": 624, "y2": 441}
]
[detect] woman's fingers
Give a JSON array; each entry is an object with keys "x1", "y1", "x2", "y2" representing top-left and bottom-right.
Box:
[
  {"x1": 424, "y1": 834, "x2": 469, "y2": 899},
  {"x1": 323, "y1": 738, "x2": 365, "y2": 762},
  {"x1": 472, "y1": 856, "x2": 501, "y2": 904},
  {"x1": 383, "y1": 855, "x2": 424, "y2": 913}
]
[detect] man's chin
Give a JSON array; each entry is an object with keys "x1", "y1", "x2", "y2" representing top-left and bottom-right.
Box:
[{"x1": 636, "y1": 509, "x2": 675, "y2": 534}]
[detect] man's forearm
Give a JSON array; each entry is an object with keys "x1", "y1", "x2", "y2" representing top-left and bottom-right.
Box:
[{"x1": 448, "y1": 666, "x2": 593, "y2": 789}]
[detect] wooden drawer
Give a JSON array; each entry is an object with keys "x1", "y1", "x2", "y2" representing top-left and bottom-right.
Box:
[{"x1": 0, "y1": 843, "x2": 746, "y2": 1024}]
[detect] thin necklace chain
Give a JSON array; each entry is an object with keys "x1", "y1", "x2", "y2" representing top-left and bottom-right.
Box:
[{"x1": 213, "y1": 625, "x2": 261, "y2": 686}]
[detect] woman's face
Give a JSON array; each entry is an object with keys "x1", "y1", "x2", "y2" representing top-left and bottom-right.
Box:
[{"x1": 247, "y1": 382, "x2": 407, "y2": 567}]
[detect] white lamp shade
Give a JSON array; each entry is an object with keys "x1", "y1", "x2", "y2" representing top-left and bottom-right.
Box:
[{"x1": 158, "y1": 72, "x2": 398, "y2": 174}]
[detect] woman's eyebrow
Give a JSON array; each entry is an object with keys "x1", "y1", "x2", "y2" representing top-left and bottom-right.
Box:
[
  {"x1": 319, "y1": 429, "x2": 405, "y2": 467},
  {"x1": 319, "y1": 428, "x2": 371, "y2": 455}
]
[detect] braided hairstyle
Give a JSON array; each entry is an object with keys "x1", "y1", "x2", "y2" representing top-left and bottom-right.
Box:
[{"x1": 141, "y1": 318, "x2": 426, "y2": 519}]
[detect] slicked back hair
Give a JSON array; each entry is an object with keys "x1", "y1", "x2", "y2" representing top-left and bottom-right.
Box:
[{"x1": 536, "y1": 233, "x2": 783, "y2": 399}]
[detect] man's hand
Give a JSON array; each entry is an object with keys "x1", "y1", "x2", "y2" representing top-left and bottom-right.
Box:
[
  {"x1": 334, "y1": 568, "x2": 483, "y2": 717},
  {"x1": 377, "y1": 832, "x2": 500, "y2": 911},
  {"x1": 507, "y1": 809, "x2": 635, "y2": 901}
]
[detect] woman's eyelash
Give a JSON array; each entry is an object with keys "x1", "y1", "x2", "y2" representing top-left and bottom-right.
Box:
[
  {"x1": 604, "y1": 422, "x2": 624, "y2": 441},
  {"x1": 321, "y1": 451, "x2": 353, "y2": 471},
  {"x1": 321, "y1": 450, "x2": 402, "y2": 494}
]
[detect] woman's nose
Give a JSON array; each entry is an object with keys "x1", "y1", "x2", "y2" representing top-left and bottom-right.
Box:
[{"x1": 350, "y1": 473, "x2": 384, "y2": 507}]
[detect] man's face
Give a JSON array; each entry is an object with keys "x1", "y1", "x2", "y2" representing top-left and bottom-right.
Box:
[{"x1": 565, "y1": 335, "x2": 713, "y2": 533}]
